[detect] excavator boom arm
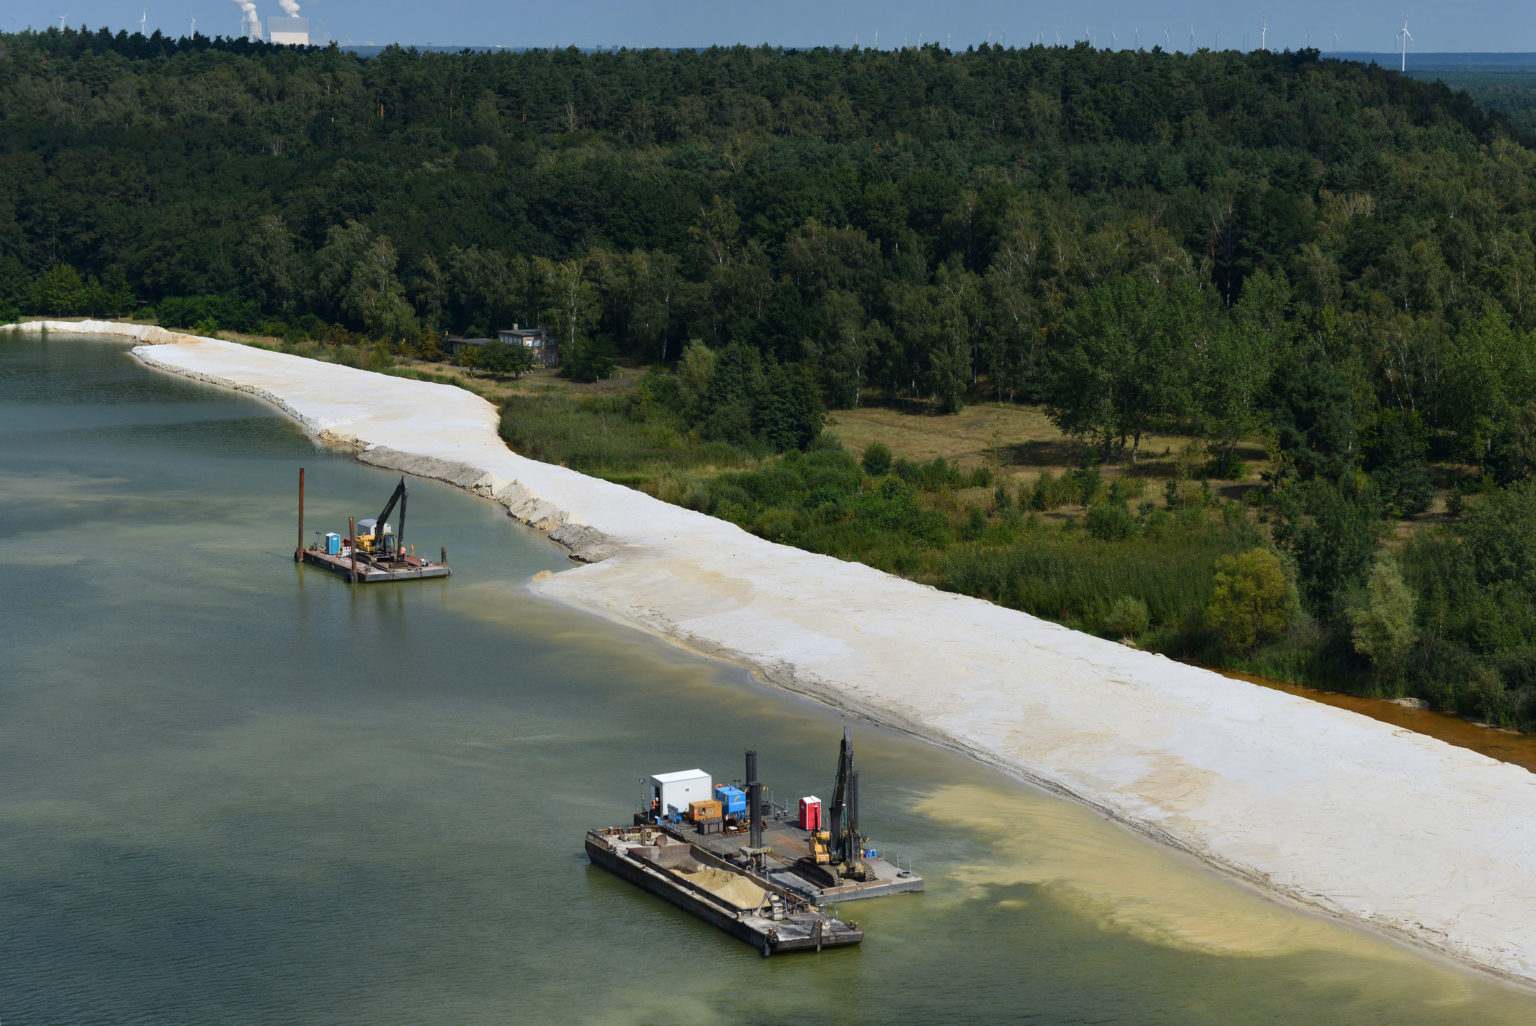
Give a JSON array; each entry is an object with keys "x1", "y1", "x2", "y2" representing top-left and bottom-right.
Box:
[
  {"x1": 373, "y1": 477, "x2": 408, "y2": 553},
  {"x1": 827, "y1": 728, "x2": 854, "y2": 865}
]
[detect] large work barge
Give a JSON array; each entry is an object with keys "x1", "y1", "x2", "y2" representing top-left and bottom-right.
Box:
[
  {"x1": 584, "y1": 826, "x2": 863, "y2": 956},
  {"x1": 292, "y1": 467, "x2": 451, "y2": 583},
  {"x1": 586, "y1": 731, "x2": 923, "y2": 956}
]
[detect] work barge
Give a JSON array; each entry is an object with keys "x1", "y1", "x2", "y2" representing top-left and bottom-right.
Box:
[
  {"x1": 293, "y1": 467, "x2": 452, "y2": 583},
  {"x1": 586, "y1": 731, "x2": 923, "y2": 956},
  {"x1": 584, "y1": 826, "x2": 864, "y2": 956}
]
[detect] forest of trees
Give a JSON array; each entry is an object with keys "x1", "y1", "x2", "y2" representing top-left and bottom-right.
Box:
[{"x1": 8, "y1": 28, "x2": 1536, "y2": 726}]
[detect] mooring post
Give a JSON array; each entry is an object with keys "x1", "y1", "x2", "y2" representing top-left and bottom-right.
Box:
[
  {"x1": 295, "y1": 466, "x2": 306, "y2": 561},
  {"x1": 746, "y1": 749, "x2": 762, "y2": 853},
  {"x1": 348, "y1": 516, "x2": 359, "y2": 583}
]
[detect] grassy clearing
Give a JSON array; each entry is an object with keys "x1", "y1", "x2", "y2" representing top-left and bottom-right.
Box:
[{"x1": 831, "y1": 400, "x2": 1268, "y2": 525}]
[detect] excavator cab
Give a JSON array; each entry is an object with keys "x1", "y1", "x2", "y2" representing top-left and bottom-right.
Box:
[{"x1": 355, "y1": 518, "x2": 394, "y2": 555}]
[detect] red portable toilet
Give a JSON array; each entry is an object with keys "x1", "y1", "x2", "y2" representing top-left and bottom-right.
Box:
[{"x1": 799, "y1": 795, "x2": 822, "y2": 831}]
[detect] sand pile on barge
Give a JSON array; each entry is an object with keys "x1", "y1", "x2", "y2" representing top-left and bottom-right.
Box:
[
  {"x1": 681, "y1": 868, "x2": 767, "y2": 911},
  {"x1": 12, "y1": 320, "x2": 1536, "y2": 988}
]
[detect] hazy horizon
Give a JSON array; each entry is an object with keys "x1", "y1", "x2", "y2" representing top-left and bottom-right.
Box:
[{"x1": 7, "y1": 2, "x2": 1533, "y2": 56}]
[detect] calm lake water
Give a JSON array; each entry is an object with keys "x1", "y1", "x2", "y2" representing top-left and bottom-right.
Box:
[{"x1": 2, "y1": 332, "x2": 1532, "y2": 1024}]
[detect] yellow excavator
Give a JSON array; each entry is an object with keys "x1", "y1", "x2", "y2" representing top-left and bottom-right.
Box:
[
  {"x1": 355, "y1": 477, "x2": 408, "y2": 559},
  {"x1": 802, "y1": 729, "x2": 870, "y2": 882}
]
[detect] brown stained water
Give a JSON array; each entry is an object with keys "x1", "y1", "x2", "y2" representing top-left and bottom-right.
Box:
[
  {"x1": 2, "y1": 332, "x2": 1534, "y2": 1024},
  {"x1": 1224, "y1": 670, "x2": 1536, "y2": 773}
]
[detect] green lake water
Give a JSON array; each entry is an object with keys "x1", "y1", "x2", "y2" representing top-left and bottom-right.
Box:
[{"x1": 1, "y1": 332, "x2": 1531, "y2": 1024}]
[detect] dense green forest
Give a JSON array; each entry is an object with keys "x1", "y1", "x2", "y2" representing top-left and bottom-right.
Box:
[
  {"x1": 1407, "y1": 65, "x2": 1536, "y2": 137},
  {"x1": 8, "y1": 28, "x2": 1536, "y2": 728}
]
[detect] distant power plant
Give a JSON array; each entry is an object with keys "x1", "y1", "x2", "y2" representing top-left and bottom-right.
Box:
[
  {"x1": 267, "y1": 15, "x2": 310, "y2": 45},
  {"x1": 269, "y1": 0, "x2": 309, "y2": 45},
  {"x1": 229, "y1": 0, "x2": 310, "y2": 45}
]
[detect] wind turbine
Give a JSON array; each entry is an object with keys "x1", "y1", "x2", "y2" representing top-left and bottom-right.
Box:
[
  {"x1": 1261, "y1": 14, "x2": 1267, "y2": 51},
  {"x1": 1135, "y1": 27, "x2": 1140, "y2": 49},
  {"x1": 1333, "y1": 30, "x2": 1340, "y2": 51},
  {"x1": 56, "y1": 12, "x2": 69, "y2": 29},
  {"x1": 189, "y1": 16, "x2": 195, "y2": 35},
  {"x1": 1188, "y1": 26, "x2": 1196, "y2": 52},
  {"x1": 1396, "y1": 16, "x2": 1412, "y2": 72},
  {"x1": 1164, "y1": 29, "x2": 1171, "y2": 48},
  {"x1": 139, "y1": 9, "x2": 147, "y2": 35}
]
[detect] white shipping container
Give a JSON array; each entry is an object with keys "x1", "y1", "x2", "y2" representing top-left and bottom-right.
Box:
[{"x1": 649, "y1": 769, "x2": 712, "y2": 819}]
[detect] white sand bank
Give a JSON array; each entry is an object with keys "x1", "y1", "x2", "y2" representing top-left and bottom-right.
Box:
[{"x1": 12, "y1": 320, "x2": 1536, "y2": 986}]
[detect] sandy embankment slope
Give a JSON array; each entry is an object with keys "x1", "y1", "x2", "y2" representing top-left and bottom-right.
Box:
[{"x1": 14, "y1": 320, "x2": 1536, "y2": 985}]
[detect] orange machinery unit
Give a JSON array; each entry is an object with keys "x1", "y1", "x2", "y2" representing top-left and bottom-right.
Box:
[{"x1": 688, "y1": 799, "x2": 723, "y2": 821}]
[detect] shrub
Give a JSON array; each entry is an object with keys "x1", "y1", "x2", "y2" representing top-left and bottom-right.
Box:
[
  {"x1": 1030, "y1": 470, "x2": 1058, "y2": 511},
  {"x1": 1070, "y1": 465, "x2": 1102, "y2": 506},
  {"x1": 1207, "y1": 451, "x2": 1247, "y2": 479},
  {"x1": 1205, "y1": 548, "x2": 1298, "y2": 656},
  {"x1": 964, "y1": 505, "x2": 988, "y2": 540},
  {"x1": 810, "y1": 432, "x2": 844, "y2": 453},
  {"x1": 753, "y1": 507, "x2": 800, "y2": 542},
  {"x1": 1103, "y1": 595, "x2": 1151, "y2": 639},
  {"x1": 1446, "y1": 482, "x2": 1466, "y2": 518},
  {"x1": 1346, "y1": 552, "x2": 1418, "y2": 690},
  {"x1": 1086, "y1": 500, "x2": 1136, "y2": 541}
]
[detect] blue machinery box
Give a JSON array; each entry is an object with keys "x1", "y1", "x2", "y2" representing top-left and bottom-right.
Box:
[{"x1": 713, "y1": 784, "x2": 747, "y2": 817}]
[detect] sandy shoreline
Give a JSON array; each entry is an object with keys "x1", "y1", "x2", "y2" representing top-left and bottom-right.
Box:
[{"x1": 12, "y1": 319, "x2": 1536, "y2": 988}]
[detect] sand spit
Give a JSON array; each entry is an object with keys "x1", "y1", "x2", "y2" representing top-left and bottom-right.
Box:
[{"x1": 11, "y1": 320, "x2": 1536, "y2": 987}]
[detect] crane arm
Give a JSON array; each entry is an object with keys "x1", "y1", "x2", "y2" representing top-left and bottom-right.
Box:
[
  {"x1": 827, "y1": 728, "x2": 852, "y2": 865},
  {"x1": 373, "y1": 477, "x2": 408, "y2": 554}
]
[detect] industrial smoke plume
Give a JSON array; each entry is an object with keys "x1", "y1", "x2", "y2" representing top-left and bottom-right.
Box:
[
  {"x1": 229, "y1": 0, "x2": 259, "y2": 34},
  {"x1": 227, "y1": 0, "x2": 302, "y2": 37}
]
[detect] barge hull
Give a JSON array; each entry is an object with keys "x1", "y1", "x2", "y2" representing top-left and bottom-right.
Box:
[
  {"x1": 584, "y1": 836, "x2": 772, "y2": 952},
  {"x1": 585, "y1": 828, "x2": 861, "y2": 955},
  {"x1": 300, "y1": 549, "x2": 451, "y2": 583}
]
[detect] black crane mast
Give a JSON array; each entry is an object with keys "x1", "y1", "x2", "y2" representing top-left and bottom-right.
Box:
[
  {"x1": 825, "y1": 728, "x2": 868, "y2": 879},
  {"x1": 372, "y1": 477, "x2": 408, "y2": 557}
]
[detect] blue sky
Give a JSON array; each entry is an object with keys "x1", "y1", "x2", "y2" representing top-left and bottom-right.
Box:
[{"x1": 9, "y1": 1, "x2": 1532, "y2": 54}]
